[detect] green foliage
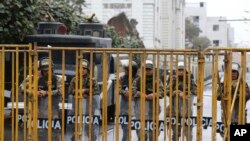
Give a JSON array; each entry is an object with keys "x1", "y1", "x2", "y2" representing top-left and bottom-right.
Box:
[
  {"x1": 105, "y1": 26, "x2": 123, "y2": 47},
  {"x1": 105, "y1": 26, "x2": 143, "y2": 49},
  {"x1": 121, "y1": 38, "x2": 142, "y2": 48},
  {"x1": 192, "y1": 36, "x2": 211, "y2": 50},
  {"x1": 0, "y1": 0, "x2": 39, "y2": 43},
  {"x1": 37, "y1": 0, "x2": 84, "y2": 34},
  {"x1": 0, "y1": 0, "x2": 85, "y2": 43},
  {"x1": 185, "y1": 18, "x2": 200, "y2": 43},
  {"x1": 105, "y1": 25, "x2": 143, "y2": 66},
  {"x1": 67, "y1": 0, "x2": 86, "y2": 14},
  {"x1": 185, "y1": 18, "x2": 211, "y2": 50}
]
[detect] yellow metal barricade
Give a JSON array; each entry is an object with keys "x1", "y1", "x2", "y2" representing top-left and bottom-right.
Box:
[{"x1": 1, "y1": 44, "x2": 250, "y2": 141}]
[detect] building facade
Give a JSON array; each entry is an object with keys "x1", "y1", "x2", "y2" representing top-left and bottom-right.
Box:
[
  {"x1": 82, "y1": 0, "x2": 185, "y2": 49},
  {"x1": 185, "y1": 2, "x2": 234, "y2": 47}
]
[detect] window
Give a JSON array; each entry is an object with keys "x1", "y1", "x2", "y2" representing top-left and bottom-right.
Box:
[
  {"x1": 44, "y1": 28, "x2": 53, "y2": 34},
  {"x1": 93, "y1": 31, "x2": 100, "y2": 37},
  {"x1": 213, "y1": 25, "x2": 219, "y2": 31},
  {"x1": 213, "y1": 40, "x2": 219, "y2": 46},
  {"x1": 103, "y1": 4, "x2": 108, "y2": 8},
  {"x1": 84, "y1": 30, "x2": 92, "y2": 36},
  {"x1": 200, "y1": 2, "x2": 204, "y2": 7},
  {"x1": 127, "y1": 3, "x2": 132, "y2": 8},
  {"x1": 193, "y1": 16, "x2": 199, "y2": 23}
]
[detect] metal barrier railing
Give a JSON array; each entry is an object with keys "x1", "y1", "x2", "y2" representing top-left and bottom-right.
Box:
[{"x1": 1, "y1": 44, "x2": 250, "y2": 141}]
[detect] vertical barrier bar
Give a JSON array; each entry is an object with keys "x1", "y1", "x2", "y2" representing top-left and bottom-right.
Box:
[
  {"x1": 115, "y1": 52, "x2": 120, "y2": 141},
  {"x1": 168, "y1": 53, "x2": 174, "y2": 140},
  {"x1": 224, "y1": 51, "x2": 232, "y2": 141},
  {"x1": 0, "y1": 48, "x2": 2, "y2": 141},
  {"x1": 175, "y1": 55, "x2": 179, "y2": 141},
  {"x1": 152, "y1": 54, "x2": 156, "y2": 141},
  {"x1": 78, "y1": 52, "x2": 83, "y2": 140},
  {"x1": 48, "y1": 50, "x2": 52, "y2": 141},
  {"x1": 240, "y1": 51, "x2": 247, "y2": 124},
  {"x1": 33, "y1": 43, "x2": 39, "y2": 141},
  {"x1": 61, "y1": 50, "x2": 65, "y2": 141},
  {"x1": 187, "y1": 56, "x2": 191, "y2": 141},
  {"x1": 155, "y1": 53, "x2": 160, "y2": 141},
  {"x1": 212, "y1": 51, "x2": 219, "y2": 141},
  {"x1": 88, "y1": 51, "x2": 94, "y2": 141},
  {"x1": 163, "y1": 55, "x2": 167, "y2": 141},
  {"x1": 196, "y1": 52, "x2": 205, "y2": 141},
  {"x1": 23, "y1": 52, "x2": 27, "y2": 141},
  {"x1": 74, "y1": 50, "x2": 79, "y2": 141},
  {"x1": 11, "y1": 52, "x2": 15, "y2": 141},
  {"x1": 102, "y1": 52, "x2": 108, "y2": 141},
  {"x1": 128, "y1": 53, "x2": 133, "y2": 141},
  {"x1": 27, "y1": 44, "x2": 33, "y2": 141},
  {"x1": 15, "y1": 47, "x2": 19, "y2": 141},
  {"x1": 181, "y1": 54, "x2": 187, "y2": 141},
  {"x1": 140, "y1": 52, "x2": 146, "y2": 141},
  {"x1": 0, "y1": 47, "x2": 5, "y2": 141}
]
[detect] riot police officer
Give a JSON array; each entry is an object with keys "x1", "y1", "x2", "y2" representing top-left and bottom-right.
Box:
[
  {"x1": 119, "y1": 60, "x2": 138, "y2": 141},
  {"x1": 38, "y1": 57, "x2": 62, "y2": 141},
  {"x1": 166, "y1": 61, "x2": 197, "y2": 141},
  {"x1": 20, "y1": 57, "x2": 62, "y2": 141},
  {"x1": 68, "y1": 59, "x2": 100, "y2": 141},
  {"x1": 217, "y1": 62, "x2": 250, "y2": 137},
  {"x1": 132, "y1": 60, "x2": 164, "y2": 141}
]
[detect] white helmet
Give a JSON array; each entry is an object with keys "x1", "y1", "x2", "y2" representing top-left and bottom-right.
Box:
[
  {"x1": 121, "y1": 59, "x2": 137, "y2": 67},
  {"x1": 145, "y1": 60, "x2": 153, "y2": 69},
  {"x1": 178, "y1": 61, "x2": 185, "y2": 70},
  {"x1": 232, "y1": 62, "x2": 240, "y2": 72}
]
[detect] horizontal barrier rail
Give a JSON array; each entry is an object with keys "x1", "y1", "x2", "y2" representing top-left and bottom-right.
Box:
[{"x1": 0, "y1": 44, "x2": 250, "y2": 141}]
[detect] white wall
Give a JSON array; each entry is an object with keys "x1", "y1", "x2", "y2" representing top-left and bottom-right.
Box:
[
  {"x1": 185, "y1": 2, "x2": 207, "y2": 36},
  {"x1": 185, "y1": 2, "x2": 234, "y2": 47},
  {"x1": 82, "y1": 0, "x2": 185, "y2": 49},
  {"x1": 206, "y1": 17, "x2": 228, "y2": 47}
]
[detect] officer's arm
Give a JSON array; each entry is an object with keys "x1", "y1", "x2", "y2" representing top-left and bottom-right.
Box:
[
  {"x1": 132, "y1": 77, "x2": 141, "y2": 98},
  {"x1": 119, "y1": 77, "x2": 127, "y2": 96},
  {"x1": 52, "y1": 76, "x2": 62, "y2": 95},
  {"x1": 80, "y1": 78, "x2": 100, "y2": 96},
  {"x1": 91, "y1": 78, "x2": 100, "y2": 95},
  {"x1": 68, "y1": 77, "x2": 76, "y2": 95},
  {"x1": 191, "y1": 79, "x2": 197, "y2": 96},
  {"x1": 216, "y1": 82, "x2": 224, "y2": 101},
  {"x1": 157, "y1": 80, "x2": 164, "y2": 99},
  {"x1": 19, "y1": 76, "x2": 33, "y2": 95},
  {"x1": 245, "y1": 82, "x2": 250, "y2": 101},
  {"x1": 166, "y1": 77, "x2": 176, "y2": 96}
]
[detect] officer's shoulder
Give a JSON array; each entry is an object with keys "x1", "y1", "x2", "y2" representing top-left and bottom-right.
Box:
[
  {"x1": 119, "y1": 73, "x2": 125, "y2": 78},
  {"x1": 90, "y1": 77, "x2": 97, "y2": 81},
  {"x1": 134, "y1": 76, "x2": 140, "y2": 81},
  {"x1": 54, "y1": 74, "x2": 62, "y2": 80},
  {"x1": 69, "y1": 76, "x2": 77, "y2": 82}
]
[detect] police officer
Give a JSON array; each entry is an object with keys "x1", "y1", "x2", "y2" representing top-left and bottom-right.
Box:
[
  {"x1": 132, "y1": 60, "x2": 164, "y2": 141},
  {"x1": 20, "y1": 57, "x2": 62, "y2": 141},
  {"x1": 217, "y1": 62, "x2": 250, "y2": 136},
  {"x1": 68, "y1": 59, "x2": 100, "y2": 141},
  {"x1": 38, "y1": 57, "x2": 62, "y2": 141},
  {"x1": 119, "y1": 60, "x2": 138, "y2": 141},
  {"x1": 166, "y1": 61, "x2": 197, "y2": 141}
]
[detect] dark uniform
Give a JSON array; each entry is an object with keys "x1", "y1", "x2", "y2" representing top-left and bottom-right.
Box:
[
  {"x1": 166, "y1": 62, "x2": 197, "y2": 141},
  {"x1": 119, "y1": 60, "x2": 138, "y2": 141},
  {"x1": 217, "y1": 63, "x2": 250, "y2": 137},
  {"x1": 132, "y1": 60, "x2": 164, "y2": 141},
  {"x1": 20, "y1": 58, "x2": 62, "y2": 141},
  {"x1": 68, "y1": 59, "x2": 100, "y2": 141}
]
